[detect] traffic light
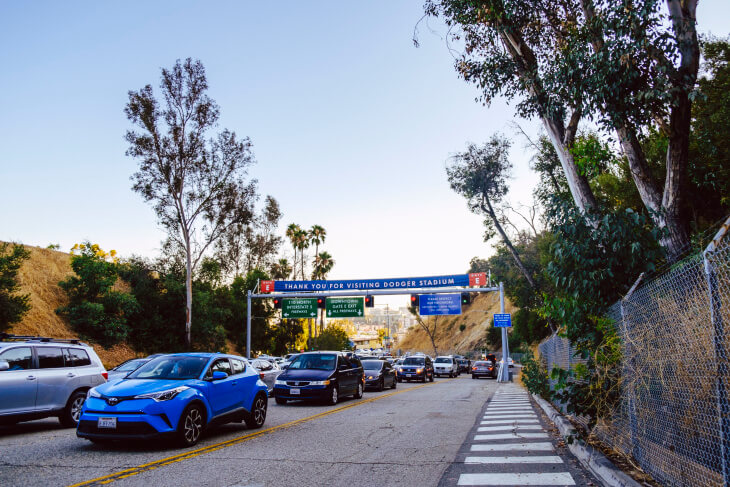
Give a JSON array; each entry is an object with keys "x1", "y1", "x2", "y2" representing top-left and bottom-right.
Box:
[
  {"x1": 365, "y1": 295, "x2": 374, "y2": 307},
  {"x1": 317, "y1": 297, "x2": 326, "y2": 309},
  {"x1": 410, "y1": 294, "x2": 419, "y2": 307},
  {"x1": 461, "y1": 292, "x2": 472, "y2": 305},
  {"x1": 273, "y1": 297, "x2": 282, "y2": 309}
]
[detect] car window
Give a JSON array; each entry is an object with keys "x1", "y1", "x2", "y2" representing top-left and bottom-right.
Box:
[
  {"x1": 231, "y1": 359, "x2": 246, "y2": 375},
  {"x1": 129, "y1": 356, "x2": 209, "y2": 380},
  {"x1": 435, "y1": 358, "x2": 452, "y2": 363},
  {"x1": 362, "y1": 360, "x2": 383, "y2": 370},
  {"x1": 211, "y1": 359, "x2": 232, "y2": 376},
  {"x1": 37, "y1": 347, "x2": 65, "y2": 368},
  {"x1": 288, "y1": 354, "x2": 337, "y2": 371},
  {"x1": 67, "y1": 348, "x2": 92, "y2": 367},
  {"x1": 0, "y1": 347, "x2": 34, "y2": 371},
  {"x1": 403, "y1": 357, "x2": 425, "y2": 365}
]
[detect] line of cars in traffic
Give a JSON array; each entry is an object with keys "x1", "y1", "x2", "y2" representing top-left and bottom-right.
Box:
[{"x1": 0, "y1": 333, "x2": 507, "y2": 449}]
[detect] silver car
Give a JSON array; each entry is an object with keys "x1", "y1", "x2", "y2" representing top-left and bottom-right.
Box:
[
  {"x1": 251, "y1": 358, "x2": 282, "y2": 395},
  {"x1": 0, "y1": 334, "x2": 107, "y2": 427}
]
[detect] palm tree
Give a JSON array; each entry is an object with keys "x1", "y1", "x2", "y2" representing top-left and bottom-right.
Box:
[
  {"x1": 270, "y1": 258, "x2": 292, "y2": 280},
  {"x1": 285, "y1": 223, "x2": 301, "y2": 279},
  {"x1": 308, "y1": 225, "x2": 326, "y2": 273},
  {"x1": 313, "y1": 251, "x2": 335, "y2": 333},
  {"x1": 294, "y1": 229, "x2": 309, "y2": 280}
]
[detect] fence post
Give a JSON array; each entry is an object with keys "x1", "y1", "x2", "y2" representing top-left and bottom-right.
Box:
[
  {"x1": 705, "y1": 215, "x2": 730, "y2": 486},
  {"x1": 620, "y1": 272, "x2": 643, "y2": 466}
]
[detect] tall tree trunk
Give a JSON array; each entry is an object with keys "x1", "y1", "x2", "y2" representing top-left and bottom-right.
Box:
[
  {"x1": 542, "y1": 117, "x2": 598, "y2": 213},
  {"x1": 185, "y1": 241, "x2": 193, "y2": 348},
  {"x1": 480, "y1": 200, "x2": 537, "y2": 290},
  {"x1": 494, "y1": 21, "x2": 598, "y2": 215}
]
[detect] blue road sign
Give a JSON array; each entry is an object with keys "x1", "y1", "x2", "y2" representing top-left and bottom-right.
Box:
[
  {"x1": 272, "y1": 273, "x2": 471, "y2": 292},
  {"x1": 494, "y1": 313, "x2": 512, "y2": 327},
  {"x1": 419, "y1": 293, "x2": 462, "y2": 316}
]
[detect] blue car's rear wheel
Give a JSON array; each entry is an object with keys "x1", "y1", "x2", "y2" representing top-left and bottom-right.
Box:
[
  {"x1": 244, "y1": 393, "x2": 267, "y2": 429},
  {"x1": 177, "y1": 404, "x2": 204, "y2": 447}
]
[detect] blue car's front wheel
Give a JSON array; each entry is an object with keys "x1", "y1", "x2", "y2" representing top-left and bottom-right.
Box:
[
  {"x1": 244, "y1": 393, "x2": 267, "y2": 429},
  {"x1": 178, "y1": 404, "x2": 204, "y2": 447}
]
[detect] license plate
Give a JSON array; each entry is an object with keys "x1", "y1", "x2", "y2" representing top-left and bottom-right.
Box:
[
  {"x1": 98, "y1": 417, "x2": 117, "y2": 429},
  {"x1": 290, "y1": 388, "x2": 300, "y2": 395},
  {"x1": 405, "y1": 374, "x2": 413, "y2": 377}
]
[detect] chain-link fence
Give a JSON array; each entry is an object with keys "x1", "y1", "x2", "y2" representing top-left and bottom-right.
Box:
[{"x1": 538, "y1": 216, "x2": 730, "y2": 487}]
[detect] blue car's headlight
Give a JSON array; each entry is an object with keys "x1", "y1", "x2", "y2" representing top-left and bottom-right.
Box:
[
  {"x1": 275, "y1": 379, "x2": 286, "y2": 386},
  {"x1": 309, "y1": 380, "x2": 330, "y2": 386},
  {"x1": 134, "y1": 386, "x2": 189, "y2": 402},
  {"x1": 87, "y1": 388, "x2": 101, "y2": 399}
]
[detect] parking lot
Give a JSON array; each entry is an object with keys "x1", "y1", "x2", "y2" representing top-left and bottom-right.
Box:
[{"x1": 1, "y1": 375, "x2": 490, "y2": 487}]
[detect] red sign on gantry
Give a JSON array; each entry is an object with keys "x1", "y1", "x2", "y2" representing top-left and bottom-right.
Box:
[
  {"x1": 468, "y1": 273, "x2": 487, "y2": 287},
  {"x1": 260, "y1": 280, "x2": 275, "y2": 293}
]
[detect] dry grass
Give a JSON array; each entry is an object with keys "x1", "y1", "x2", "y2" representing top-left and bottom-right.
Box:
[
  {"x1": 398, "y1": 292, "x2": 517, "y2": 355},
  {"x1": 4, "y1": 242, "x2": 138, "y2": 368}
]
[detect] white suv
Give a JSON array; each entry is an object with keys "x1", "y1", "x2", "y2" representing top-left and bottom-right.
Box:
[
  {"x1": 434, "y1": 356, "x2": 459, "y2": 378},
  {"x1": 0, "y1": 334, "x2": 108, "y2": 427}
]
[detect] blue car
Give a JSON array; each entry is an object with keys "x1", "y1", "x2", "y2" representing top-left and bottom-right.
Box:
[{"x1": 76, "y1": 353, "x2": 268, "y2": 446}]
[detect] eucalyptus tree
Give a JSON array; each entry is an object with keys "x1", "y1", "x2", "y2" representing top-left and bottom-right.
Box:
[
  {"x1": 125, "y1": 58, "x2": 257, "y2": 347},
  {"x1": 447, "y1": 135, "x2": 537, "y2": 289},
  {"x1": 425, "y1": 0, "x2": 597, "y2": 215}
]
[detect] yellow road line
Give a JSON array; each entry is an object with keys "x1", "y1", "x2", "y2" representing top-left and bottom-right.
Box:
[{"x1": 68, "y1": 381, "x2": 444, "y2": 487}]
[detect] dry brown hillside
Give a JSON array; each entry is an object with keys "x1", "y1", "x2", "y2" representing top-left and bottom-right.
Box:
[
  {"x1": 4, "y1": 242, "x2": 137, "y2": 367},
  {"x1": 397, "y1": 291, "x2": 517, "y2": 356}
]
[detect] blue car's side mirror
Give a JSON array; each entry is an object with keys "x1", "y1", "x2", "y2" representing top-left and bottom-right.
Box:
[{"x1": 212, "y1": 371, "x2": 228, "y2": 380}]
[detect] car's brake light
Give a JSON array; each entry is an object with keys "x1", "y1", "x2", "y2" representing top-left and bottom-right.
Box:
[
  {"x1": 259, "y1": 372, "x2": 265, "y2": 380},
  {"x1": 102, "y1": 372, "x2": 108, "y2": 380},
  {"x1": 472, "y1": 367, "x2": 477, "y2": 370}
]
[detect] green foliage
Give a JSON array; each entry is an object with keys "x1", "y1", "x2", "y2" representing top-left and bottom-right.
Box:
[
  {"x1": 521, "y1": 349, "x2": 550, "y2": 397},
  {"x1": 570, "y1": 134, "x2": 615, "y2": 179},
  {"x1": 270, "y1": 319, "x2": 304, "y2": 355},
  {"x1": 314, "y1": 325, "x2": 350, "y2": 351},
  {"x1": 0, "y1": 243, "x2": 31, "y2": 332},
  {"x1": 57, "y1": 242, "x2": 138, "y2": 347}
]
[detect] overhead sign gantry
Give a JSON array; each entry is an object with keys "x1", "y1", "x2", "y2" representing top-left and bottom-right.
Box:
[{"x1": 246, "y1": 272, "x2": 511, "y2": 381}]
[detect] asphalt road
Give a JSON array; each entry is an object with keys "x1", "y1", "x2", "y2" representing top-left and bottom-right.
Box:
[
  {"x1": 0, "y1": 373, "x2": 598, "y2": 487},
  {"x1": 0, "y1": 376, "x2": 488, "y2": 487}
]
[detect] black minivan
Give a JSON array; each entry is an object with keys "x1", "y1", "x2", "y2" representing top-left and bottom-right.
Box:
[{"x1": 272, "y1": 352, "x2": 364, "y2": 405}]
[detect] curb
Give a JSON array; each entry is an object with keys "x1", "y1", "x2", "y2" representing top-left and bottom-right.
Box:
[{"x1": 532, "y1": 393, "x2": 642, "y2": 487}]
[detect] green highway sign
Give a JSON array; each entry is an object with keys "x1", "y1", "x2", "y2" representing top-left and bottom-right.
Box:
[
  {"x1": 326, "y1": 297, "x2": 364, "y2": 318},
  {"x1": 282, "y1": 298, "x2": 318, "y2": 319}
]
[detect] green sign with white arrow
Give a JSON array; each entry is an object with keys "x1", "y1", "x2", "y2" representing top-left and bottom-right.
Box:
[
  {"x1": 282, "y1": 298, "x2": 318, "y2": 319},
  {"x1": 326, "y1": 297, "x2": 364, "y2": 318}
]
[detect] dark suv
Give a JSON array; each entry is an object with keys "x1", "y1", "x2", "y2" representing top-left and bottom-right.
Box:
[
  {"x1": 273, "y1": 352, "x2": 364, "y2": 405},
  {"x1": 398, "y1": 355, "x2": 434, "y2": 383}
]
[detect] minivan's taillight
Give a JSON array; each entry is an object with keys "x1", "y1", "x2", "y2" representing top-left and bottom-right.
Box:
[
  {"x1": 102, "y1": 372, "x2": 108, "y2": 381},
  {"x1": 259, "y1": 372, "x2": 265, "y2": 380}
]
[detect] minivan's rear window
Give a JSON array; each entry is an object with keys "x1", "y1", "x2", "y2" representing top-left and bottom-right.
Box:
[
  {"x1": 67, "y1": 348, "x2": 92, "y2": 367},
  {"x1": 434, "y1": 358, "x2": 452, "y2": 363}
]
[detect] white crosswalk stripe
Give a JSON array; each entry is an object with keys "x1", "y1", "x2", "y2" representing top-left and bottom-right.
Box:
[
  {"x1": 453, "y1": 384, "x2": 576, "y2": 487},
  {"x1": 458, "y1": 472, "x2": 576, "y2": 485}
]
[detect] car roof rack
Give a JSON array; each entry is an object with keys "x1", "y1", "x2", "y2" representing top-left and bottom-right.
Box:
[{"x1": 0, "y1": 333, "x2": 87, "y2": 346}]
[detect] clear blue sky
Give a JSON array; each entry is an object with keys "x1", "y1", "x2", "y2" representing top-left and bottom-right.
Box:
[{"x1": 1, "y1": 1, "x2": 728, "y2": 307}]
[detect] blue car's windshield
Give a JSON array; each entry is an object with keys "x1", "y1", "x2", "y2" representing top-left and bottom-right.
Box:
[
  {"x1": 113, "y1": 358, "x2": 148, "y2": 372},
  {"x1": 127, "y1": 356, "x2": 209, "y2": 380},
  {"x1": 288, "y1": 353, "x2": 337, "y2": 371}
]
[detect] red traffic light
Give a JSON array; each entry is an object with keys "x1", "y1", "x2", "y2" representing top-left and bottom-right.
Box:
[
  {"x1": 365, "y1": 295, "x2": 374, "y2": 307},
  {"x1": 317, "y1": 297, "x2": 326, "y2": 309},
  {"x1": 410, "y1": 294, "x2": 419, "y2": 307},
  {"x1": 273, "y1": 298, "x2": 282, "y2": 309}
]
